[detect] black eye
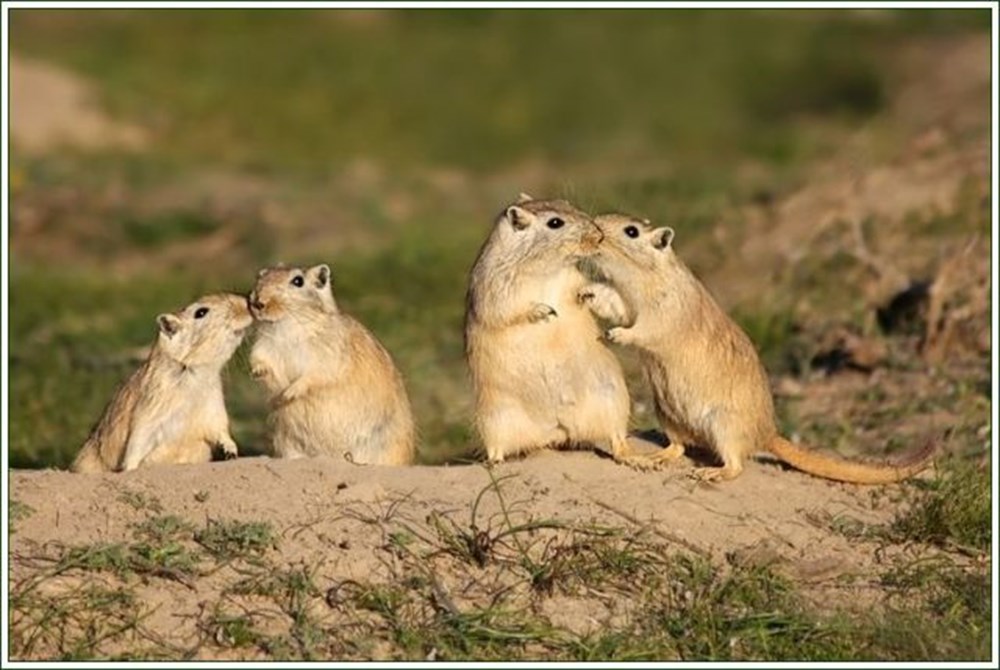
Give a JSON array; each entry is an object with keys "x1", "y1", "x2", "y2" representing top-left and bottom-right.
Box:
[
  {"x1": 546, "y1": 217, "x2": 565, "y2": 229},
  {"x1": 194, "y1": 307, "x2": 209, "y2": 319},
  {"x1": 624, "y1": 226, "x2": 640, "y2": 239},
  {"x1": 291, "y1": 276, "x2": 305, "y2": 287}
]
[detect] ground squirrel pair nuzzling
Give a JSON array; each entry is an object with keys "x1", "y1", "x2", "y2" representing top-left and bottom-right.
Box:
[
  {"x1": 466, "y1": 195, "x2": 935, "y2": 484},
  {"x1": 72, "y1": 265, "x2": 414, "y2": 472}
]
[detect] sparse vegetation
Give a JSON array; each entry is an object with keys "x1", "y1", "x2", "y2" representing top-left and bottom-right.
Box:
[
  {"x1": 10, "y1": 500, "x2": 36, "y2": 534},
  {"x1": 11, "y1": 583, "x2": 155, "y2": 660},
  {"x1": 9, "y1": 465, "x2": 993, "y2": 660},
  {"x1": 891, "y1": 459, "x2": 990, "y2": 554},
  {"x1": 57, "y1": 539, "x2": 200, "y2": 582},
  {"x1": 116, "y1": 489, "x2": 164, "y2": 514},
  {"x1": 195, "y1": 519, "x2": 277, "y2": 561}
]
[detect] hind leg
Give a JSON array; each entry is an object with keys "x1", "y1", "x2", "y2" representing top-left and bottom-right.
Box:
[
  {"x1": 661, "y1": 419, "x2": 697, "y2": 450},
  {"x1": 693, "y1": 463, "x2": 743, "y2": 482},
  {"x1": 479, "y1": 402, "x2": 566, "y2": 463},
  {"x1": 692, "y1": 440, "x2": 747, "y2": 482},
  {"x1": 140, "y1": 440, "x2": 213, "y2": 467},
  {"x1": 611, "y1": 436, "x2": 685, "y2": 470},
  {"x1": 647, "y1": 442, "x2": 686, "y2": 464}
]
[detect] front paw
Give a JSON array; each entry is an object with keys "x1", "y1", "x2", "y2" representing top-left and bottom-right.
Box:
[
  {"x1": 604, "y1": 327, "x2": 631, "y2": 345},
  {"x1": 528, "y1": 303, "x2": 558, "y2": 323},
  {"x1": 270, "y1": 390, "x2": 295, "y2": 410},
  {"x1": 577, "y1": 289, "x2": 595, "y2": 305},
  {"x1": 250, "y1": 365, "x2": 268, "y2": 380},
  {"x1": 213, "y1": 441, "x2": 239, "y2": 461}
]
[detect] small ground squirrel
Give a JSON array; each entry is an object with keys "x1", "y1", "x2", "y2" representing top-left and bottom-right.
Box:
[
  {"x1": 588, "y1": 213, "x2": 936, "y2": 484},
  {"x1": 249, "y1": 263, "x2": 415, "y2": 465},
  {"x1": 71, "y1": 293, "x2": 251, "y2": 473},
  {"x1": 465, "y1": 195, "x2": 648, "y2": 466}
]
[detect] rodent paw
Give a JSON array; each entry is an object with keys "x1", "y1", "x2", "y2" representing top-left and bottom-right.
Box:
[
  {"x1": 213, "y1": 442, "x2": 239, "y2": 461},
  {"x1": 604, "y1": 327, "x2": 625, "y2": 344},
  {"x1": 250, "y1": 365, "x2": 268, "y2": 380},
  {"x1": 616, "y1": 455, "x2": 663, "y2": 472},
  {"x1": 577, "y1": 290, "x2": 595, "y2": 304},
  {"x1": 528, "y1": 303, "x2": 558, "y2": 323}
]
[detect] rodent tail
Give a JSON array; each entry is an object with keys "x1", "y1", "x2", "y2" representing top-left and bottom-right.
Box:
[{"x1": 766, "y1": 436, "x2": 937, "y2": 484}]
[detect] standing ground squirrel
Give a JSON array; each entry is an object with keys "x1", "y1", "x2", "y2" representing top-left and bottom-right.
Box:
[
  {"x1": 71, "y1": 293, "x2": 252, "y2": 473},
  {"x1": 465, "y1": 195, "x2": 649, "y2": 466},
  {"x1": 248, "y1": 263, "x2": 415, "y2": 465},
  {"x1": 588, "y1": 213, "x2": 936, "y2": 484}
]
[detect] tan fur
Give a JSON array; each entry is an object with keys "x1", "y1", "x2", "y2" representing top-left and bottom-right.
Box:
[
  {"x1": 589, "y1": 213, "x2": 936, "y2": 484},
  {"x1": 464, "y1": 196, "x2": 642, "y2": 466},
  {"x1": 71, "y1": 293, "x2": 252, "y2": 473},
  {"x1": 248, "y1": 263, "x2": 415, "y2": 465}
]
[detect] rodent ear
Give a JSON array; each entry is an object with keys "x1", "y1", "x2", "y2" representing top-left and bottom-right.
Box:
[
  {"x1": 651, "y1": 226, "x2": 675, "y2": 251},
  {"x1": 309, "y1": 264, "x2": 332, "y2": 289},
  {"x1": 256, "y1": 267, "x2": 268, "y2": 279},
  {"x1": 517, "y1": 192, "x2": 534, "y2": 204},
  {"x1": 157, "y1": 314, "x2": 182, "y2": 338},
  {"x1": 506, "y1": 205, "x2": 531, "y2": 231}
]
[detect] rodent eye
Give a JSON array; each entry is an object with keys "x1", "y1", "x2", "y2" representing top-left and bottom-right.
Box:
[
  {"x1": 194, "y1": 307, "x2": 209, "y2": 319},
  {"x1": 546, "y1": 217, "x2": 565, "y2": 230},
  {"x1": 291, "y1": 276, "x2": 305, "y2": 288},
  {"x1": 624, "y1": 226, "x2": 640, "y2": 239}
]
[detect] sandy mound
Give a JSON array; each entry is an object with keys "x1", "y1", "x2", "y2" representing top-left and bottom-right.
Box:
[
  {"x1": 12, "y1": 447, "x2": 896, "y2": 560},
  {"x1": 10, "y1": 54, "x2": 146, "y2": 153},
  {"x1": 10, "y1": 442, "x2": 923, "y2": 659}
]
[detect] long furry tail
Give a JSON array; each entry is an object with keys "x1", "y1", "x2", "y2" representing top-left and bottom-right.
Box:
[{"x1": 767, "y1": 436, "x2": 937, "y2": 484}]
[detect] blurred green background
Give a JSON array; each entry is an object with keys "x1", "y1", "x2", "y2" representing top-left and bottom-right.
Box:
[{"x1": 7, "y1": 8, "x2": 991, "y2": 468}]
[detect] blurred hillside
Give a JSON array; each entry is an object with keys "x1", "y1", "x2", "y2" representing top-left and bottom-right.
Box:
[{"x1": 7, "y1": 8, "x2": 992, "y2": 469}]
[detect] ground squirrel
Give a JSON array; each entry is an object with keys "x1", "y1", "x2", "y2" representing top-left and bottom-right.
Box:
[
  {"x1": 71, "y1": 293, "x2": 251, "y2": 473},
  {"x1": 465, "y1": 195, "x2": 648, "y2": 466},
  {"x1": 588, "y1": 213, "x2": 936, "y2": 484},
  {"x1": 248, "y1": 263, "x2": 415, "y2": 465}
]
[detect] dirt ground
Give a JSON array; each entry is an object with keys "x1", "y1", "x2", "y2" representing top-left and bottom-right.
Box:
[{"x1": 9, "y1": 442, "x2": 925, "y2": 658}]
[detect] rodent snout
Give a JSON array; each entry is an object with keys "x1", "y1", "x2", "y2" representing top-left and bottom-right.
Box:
[
  {"x1": 583, "y1": 222, "x2": 605, "y2": 247},
  {"x1": 248, "y1": 293, "x2": 266, "y2": 314}
]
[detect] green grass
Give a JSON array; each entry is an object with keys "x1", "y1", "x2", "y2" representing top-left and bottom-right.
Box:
[
  {"x1": 11, "y1": 583, "x2": 153, "y2": 660},
  {"x1": 116, "y1": 209, "x2": 221, "y2": 248},
  {"x1": 10, "y1": 499, "x2": 36, "y2": 534},
  {"x1": 891, "y1": 459, "x2": 991, "y2": 554},
  {"x1": 116, "y1": 489, "x2": 164, "y2": 513},
  {"x1": 58, "y1": 539, "x2": 201, "y2": 582},
  {"x1": 194, "y1": 519, "x2": 277, "y2": 560},
  {"x1": 12, "y1": 9, "x2": 963, "y2": 175},
  {"x1": 132, "y1": 514, "x2": 195, "y2": 544},
  {"x1": 50, "y1": 514, "x2": 203, "y2": 583}
]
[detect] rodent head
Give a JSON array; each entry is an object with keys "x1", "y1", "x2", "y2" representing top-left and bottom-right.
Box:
[
  {"x1": 486, "y1": 193, "x2": 604, "y2": 267},
  {"x1": 249, "y1": 263, "x2": 336, "y2": 323},
  {"x1": 593, "y1": 213, "x2": 676, "y2": 277},
  {"x1": 155, "y1": 293, "x2": 252, "y2": 369}
]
